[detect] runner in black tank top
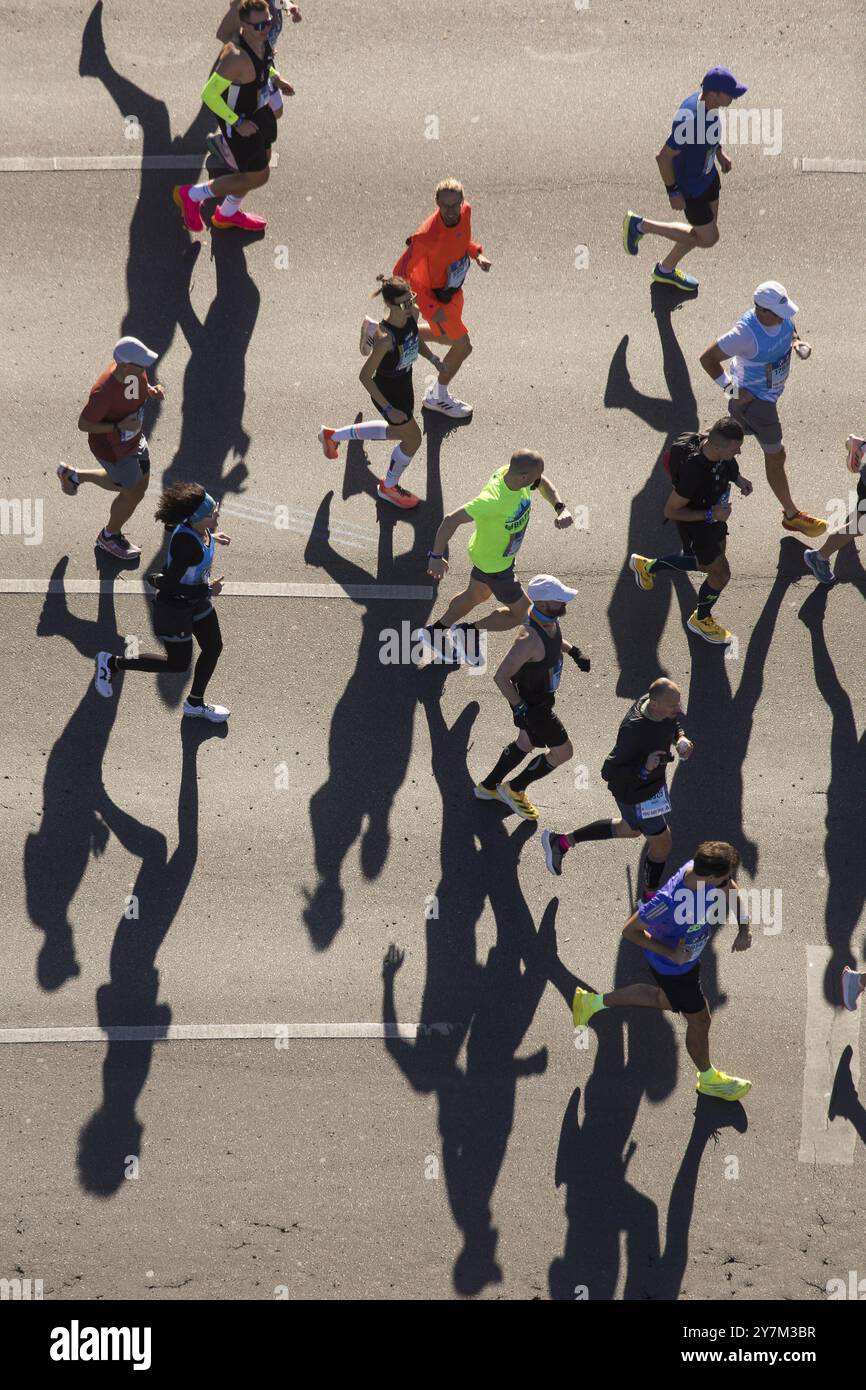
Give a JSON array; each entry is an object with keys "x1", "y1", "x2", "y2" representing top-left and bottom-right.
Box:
[
  {"x1": 475, "y1": 575, "x2": 591, "y2": 821},
  {"x1": 208, "y1": 1, "x2": 300, "y2": 168},
  {"x1": 174, "y1": 0, "x2": 295, "y2": 234},
  {"x1": 318, "y1": 275, "x2": 445, "y2": 511}
]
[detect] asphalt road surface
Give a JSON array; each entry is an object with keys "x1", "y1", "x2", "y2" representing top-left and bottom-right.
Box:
[{"x1": 1, "y1": 0, "x2": 864, "y2": 1302}]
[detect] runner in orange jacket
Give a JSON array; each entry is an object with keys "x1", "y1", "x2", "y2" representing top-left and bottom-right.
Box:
[{"x1": 360, "y1": 179, "x2": 491, "y2": 420}]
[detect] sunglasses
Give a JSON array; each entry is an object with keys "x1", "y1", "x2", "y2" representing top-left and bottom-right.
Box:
[{"x1": 246, "y1": 15, "x2": 271, "y2": 29}]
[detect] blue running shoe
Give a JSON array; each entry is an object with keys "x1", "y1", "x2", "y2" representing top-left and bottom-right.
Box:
[
  {"x1": 803, "y1": 548, "x2": 835, "y2": 585},
  {"x1": 623, "y1": 211, "x2": 644, "y2": 256},
  {"x1": 652, "y1": 263, "x2": 699, "y2": 292}
]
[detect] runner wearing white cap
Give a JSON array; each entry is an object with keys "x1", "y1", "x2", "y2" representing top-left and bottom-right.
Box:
[
  {"x1": 57, "y1": 337, "x2": 163, "y2": 560},
  {"x1": 474, "y1": 575, "x2": 590, "y2": 821},
  {"x1": 699, "y1": 283, "x2": 825, "y2": 538}
]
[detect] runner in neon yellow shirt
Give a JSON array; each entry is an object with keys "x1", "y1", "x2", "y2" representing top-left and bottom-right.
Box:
[{"x1": 414, "y1": 449, "x2": 574, "y2": 664}]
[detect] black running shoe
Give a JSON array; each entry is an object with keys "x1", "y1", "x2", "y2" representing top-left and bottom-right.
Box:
[{"x1": 542, "y1": 829, "x2": 566, "y2": 877}]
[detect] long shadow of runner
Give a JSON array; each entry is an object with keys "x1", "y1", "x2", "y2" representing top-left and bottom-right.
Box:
[
  {"x1": 797, "y1": 551, "x2": 866, "y2": 1001},
  {"x1": 300, "y1": 416, "x2": 459, "y2": 949},
  {"x1": 828, "y1": 1046, "x2": 866, "y2": 1150},
  {"x1": 383, "y1": 696, "x2": 551, "y2": 1296},
  {"x1": 666, "y1": 538, "x2": 804, "y2": 1009},
  {"x1": 24, "y1": 553, "x2": 134, "y2": 990},
  {"x1": 76, "y1": 719, "x2": 224, "y2": 1197},
  {"x1": 605, "y1": 287, "x2": 699, "y2": 697}
]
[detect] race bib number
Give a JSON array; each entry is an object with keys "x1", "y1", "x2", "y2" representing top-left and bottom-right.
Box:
[
  {"x1": 118, "y1": 410, "x2": 144, "y2": 442},
  {"x1": 548, "y1": 657, "x2": 563, "y2": 693},
  {"x1": 636, "y1": 786, "x2": 671, "y2": 820},
  {"x1": 503, "y1": 528, "x2": 525, "y2": 558},
  {"x1": 445, "y1": 255, "x2": 470, "y2": 290},
  {"x1": 765, "y1": 349, "x2": 791, "y2": 391}
]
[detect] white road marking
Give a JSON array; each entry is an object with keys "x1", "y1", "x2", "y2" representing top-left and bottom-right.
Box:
[
  {"x1": 0, "y1": 154, "x2": 279, "y2": 173},
  {"x1": 0, "y1": 580, "x2": 432, "y2": 600},
  {"x1": 799, "y1": 158, "x2": 866, "y2": 174},
  {"x1": 0, "y1": 1023, "x2": 432, "y2": 1043},
  {"x1": 798, "y1": 944, "x2": 862, "y2": 1165}
]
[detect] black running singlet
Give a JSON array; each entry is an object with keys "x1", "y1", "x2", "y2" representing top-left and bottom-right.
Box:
[
  {"x1": 375, "y1": 318, "x2": 420, "y2": 377},
  {"x1": 225, "y1": 33, "x2": 275, "y2": 121},
  {"x1": 515, "y1": 616, "x2": 563, "y2": 703}
]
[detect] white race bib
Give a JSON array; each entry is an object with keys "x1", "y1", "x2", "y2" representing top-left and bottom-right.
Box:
[{"x1": 636, "y1": 786, "x2": 671, "y2": 820}]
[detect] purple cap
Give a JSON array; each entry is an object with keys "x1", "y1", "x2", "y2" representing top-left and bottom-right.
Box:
[{"x1": 702, "y1": 66, "x2": 748, "y2": 98}]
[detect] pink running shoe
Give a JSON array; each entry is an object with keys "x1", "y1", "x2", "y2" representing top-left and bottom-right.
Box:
[
  {"x1": 173, "y1": 184, "x2": 204, "y2": 233},
  {"x1": 318, "y1": 427, "x2": 339, "y2": 460},
  {"x1": 211, "y1": 208, "x2": 267, "y2": 232},
  {"x1": 57, "y1": 464, "x2": 79, "y2": 496},
  {"x1": 96, "y1": 529, "x2": 142, "y2": 560}
]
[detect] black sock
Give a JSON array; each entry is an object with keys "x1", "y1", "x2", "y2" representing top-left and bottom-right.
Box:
[
  {"x1": 650, "y1": 553, "x2": 699, "y2": 573},
  {"x1": 569, "y1": 818, "x2": 615, "y2": 845},
  {"x1": 510, "y1": 754, "x2": 555, "y2": 793},
  {"x1": 186, "y1": 694, "x2": 203, "y2": 707},
  {"x1": 482, "y1": 741, "x2": 526, "y2": 789},
  {"x1": 644, "y1": 856, "x2": 667, "y2": 891},
  {"x1": 695, "y1": 580, "x2": 721, "y2": 620}
]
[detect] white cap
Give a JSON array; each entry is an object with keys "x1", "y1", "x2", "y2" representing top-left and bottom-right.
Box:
[
  {"x1": 527, "y1": 574, "x2": 578, "y2": 604},
  {"x1": 753, "y1": 281, "x2": 798, "y2": 320},
  {"x1": 113, "y1": 335, "x2": 158, "y2": 368}
]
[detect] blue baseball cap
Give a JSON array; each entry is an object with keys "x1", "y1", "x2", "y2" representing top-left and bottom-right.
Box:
[{"x1": 702, "y1": 66, "x2": 748, "y2": 98}]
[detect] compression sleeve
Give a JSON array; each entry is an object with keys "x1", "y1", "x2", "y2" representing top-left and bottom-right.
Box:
[{"x1": 202, "y1": 71, "x2": 240, "y2": 125}]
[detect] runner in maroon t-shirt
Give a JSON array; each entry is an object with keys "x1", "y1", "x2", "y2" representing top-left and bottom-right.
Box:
[{"x1": 57, "y1": 336, "x2": 163, "y2": 560}]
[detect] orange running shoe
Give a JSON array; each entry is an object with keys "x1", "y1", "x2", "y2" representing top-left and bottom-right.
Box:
[
  {"x1": 782, "y1": 510, "x2": 826, "y2": 538},
  {"x1": 318, "y1": 427, "x2": 339, "y2": 460},
  {"x1": 377, "y1": 481, "x2": 420, "y2": 509}
]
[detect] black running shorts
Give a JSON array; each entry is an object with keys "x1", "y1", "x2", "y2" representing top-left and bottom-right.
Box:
[
  {"x1": 226, "y1": 107, "x2": 277, "y2": 173},
  {"x1": 683, "y1": 170, "x2": 720, "y2": 227},
  {"x1": 373, "y1": 372, "x2": 415, "y2": 422},
  {"x1": 648, "y1": 961, "x2": 706, "y2": 1015},
  {"x1": 676, "y1": 519, "x2": 727, "y2": 566},
  {"x1": 524, "y1": 699, "x2": 569, "y2": 749}
]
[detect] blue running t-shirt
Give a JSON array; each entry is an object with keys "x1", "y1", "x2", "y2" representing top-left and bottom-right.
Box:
[
  {"x1": 666, "y1": 91, "x2": 721, "y2": 197},
  {"x1": 638, "y1": 861, "x2": 726, "y2": 975}
]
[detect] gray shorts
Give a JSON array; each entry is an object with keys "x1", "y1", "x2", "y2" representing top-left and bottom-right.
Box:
[
  {"x1": 469, "y1": 563, "x2": 525, "y2": 605},
  {"x1": 101, "y1": 440, "x2": 150, "y2": 490},
  {"x1": 729, "y1": 394, "x2": 783, "y2": 454}
]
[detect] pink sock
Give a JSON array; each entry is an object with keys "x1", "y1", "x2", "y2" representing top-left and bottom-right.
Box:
[{"x1": 557, "y1": 835, "x2": 571, "y2": 851}]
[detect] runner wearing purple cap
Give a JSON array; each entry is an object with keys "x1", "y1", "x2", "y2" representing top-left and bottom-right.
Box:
[
  {"x1": 622, "y1": 66, "x2": 746, "y2": 292},
  {"x1": 700, "y1": 282, "x2": 825, "y2": 538},
  {"x1": 57, "y1": 336, "x2": 163, "y2": 560},
  {"x1": 474, "y1": 575, "x2": 590, "y2": 821}
]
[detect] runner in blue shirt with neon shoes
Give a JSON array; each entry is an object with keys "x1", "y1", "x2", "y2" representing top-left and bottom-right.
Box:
[
  {"x1": 572, "y1": 840, "x2": 753, "y2": 1102},
  {"x1": 622, "y1": 66, "x2": 747, "y2": 293}
]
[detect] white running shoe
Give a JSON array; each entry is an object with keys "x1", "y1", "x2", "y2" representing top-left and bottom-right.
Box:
[
  {"x1": 359, "y1": 316, "x2": 379, "y2": 356},
  {"x1": 95, "y1": 651, "x2": 114, "y2": 698},
  {"x1": 183, "y1": 699, "x2": 230, "y2": 723},
  {"x1": 422, "y1": 386, "x2": 473, "y2": 418},
  {"x1": 448, "y1": 623, "x2": 485, "y2": 667},
  {"x1": 412, "y1": 626, "x2": 459, "y2": 665}
]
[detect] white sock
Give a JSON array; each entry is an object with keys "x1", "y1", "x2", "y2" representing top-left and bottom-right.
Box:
[
  {"x1": 217, "y1": 195, "x2": 242, "y2": 217},
  {"x1": 187, "y1": 182, "x2": 213, "y2": 203},
  {"x1": 332, "y1": 422, "x2": 389, "y2": 442},
  {"x1": 434, "y1": 380, "x2": 449, "y2": 400},
  {"x1": 383, "y1": 445, "x2": 413, "y2": 489}
]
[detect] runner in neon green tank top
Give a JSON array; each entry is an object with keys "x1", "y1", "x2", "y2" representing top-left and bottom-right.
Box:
[{"x1": 414, "y1": 449, "x2": 575, "y2": 665}]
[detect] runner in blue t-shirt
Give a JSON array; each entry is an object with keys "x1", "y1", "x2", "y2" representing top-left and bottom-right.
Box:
[
  {"x1": 622, "y1": 66, "x2": 747, "y2": 294},
  {"x1": 572, "y1": 840, "x2": 754, "y2": 1102}
]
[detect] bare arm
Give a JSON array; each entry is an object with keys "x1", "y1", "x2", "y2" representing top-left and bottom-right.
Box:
[
  {"x1": 493, "y1": 628, "x2": 541, "y2": 707},
  {"x1": 622, "y1": 909, "x2": 687, "y2": 964},
  {"x1": 359, "y1": 332, "x2": 399, "y2": 415},
  {"x1": 216, "y1": 1, "x2": 241, "y2": 43},
  {"x1": 656, "y1": 144, "x2": 677, "y2": 185},
  {"x1": 430, "y1": 508, "x2": 473, "y2": 557},
  {"x1": 699, "y1": 340, "x2": 730, "y2": 380},
  {"x1": 663, "y1": 487, "x2": 730, "y2": 525}
]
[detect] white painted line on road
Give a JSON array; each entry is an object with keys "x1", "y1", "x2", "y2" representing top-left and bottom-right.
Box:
[
  {"x1": 0, "y1": 580, "x2": 432, "y2": 600},
  {"x1": 798, "y1": 944, "x2": 862, "y2": 1165},
  {"x1": 0, "y1": 153, "x2": 279, "y2": 173},
  {"x1": 0, "y1": 1022, "x2": 428, "y2": 1044},
  {"x1": 799, "y1": 158, "x2": 866, "y2": 174}
]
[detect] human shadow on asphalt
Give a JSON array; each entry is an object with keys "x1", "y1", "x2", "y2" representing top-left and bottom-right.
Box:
[
  {"x1": 797, "y1": 555, "x2": 866, "y2": 1000},
  {"x1": 549, "y1": 1079, "x2": 747, "y2": 1300},
  {"x1": 24, "y1": 553, "x2": 136, "y2": 990},
  {"x1": 604, "y1": 286, "x2": 699, "y2": 698},
  {"x1": 382, "y1": 697, "x2": 552, "y2": 1296},
  {"x1": 299, "y1": 414, "x2": 460, "y2": 949},
  {"x1": 828, "y1": 1046, "x2": 866, "y2": 1149},
  {"x1": 76, "y1": 719, "x2": 222, "y2": 1198},
  {"x1": 80, "y1": 2, "x2": 258, "y2": 708}
]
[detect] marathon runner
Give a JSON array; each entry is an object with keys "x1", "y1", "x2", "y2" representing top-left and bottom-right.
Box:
[
  {"x1": 373, "y1": 179, "x2": 490, "y2": 420},
  {"x1": 699, "y1": 281, "x2": 825, "y2": 537},
  {"x1": 95, "y1": 484, "x2": 231, "y2": 723},
  {"x1": 57, "y1": 336, "x2": 164, "y2": 561},
  {"x1": 318, "y1": 276, "x2": 445, "y2": 509},
  {"x1": 208, "y1": 0, "x2": 301, "y2": 169},
  {"x1": 629, "y1": 416, "x2": 753, "y2": 646},
  {"x1": 541, "y1": 678, "x2": 693, "y2": 902},
  {"x1": 622, "y1": 66, "x2": 746, "y2": 292},
  {"x1": 571, "y1": 840, "x2": 753, "y2": 1102},
  {"x1": 804, "y1": 434, "x2": 866, "y2": 584},
  {"x1": 413, "y1": 450, "x2": 574, "y2": 665},
  {"x1": 474, "y1": 575, "x2": 590, "y2": 821},
  {"x1": 174, "y1": 1, "x2": 293, "y2": 233}
]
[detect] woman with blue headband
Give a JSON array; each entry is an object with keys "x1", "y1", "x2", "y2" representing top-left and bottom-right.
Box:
[{"x1": 95, "y1": 483, "x2": 231, "y2": 723}]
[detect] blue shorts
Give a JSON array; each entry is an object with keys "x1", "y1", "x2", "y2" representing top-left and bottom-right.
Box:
[{"x1": 613, "y1": 794, "x2": 669, "y2": 837}]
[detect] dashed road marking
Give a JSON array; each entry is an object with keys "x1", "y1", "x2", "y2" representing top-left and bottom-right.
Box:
[
  {"x1": 0, "y1": 1022, "x2": 439, "y2": 1043},
  {"x1": 0, "y1": 580, "x2": 432, "y2": 600},
  {"x1": 799, "y1": 158, "x2": 866, "y2": 174},
  {"x1": 0, "y1": 154, "x2": 279, "y2": 173}
]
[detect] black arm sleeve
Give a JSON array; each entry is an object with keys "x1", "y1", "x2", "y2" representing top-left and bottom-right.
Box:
[{"x1": 150, "y1": 531, "x2": 209, "y2": 599}]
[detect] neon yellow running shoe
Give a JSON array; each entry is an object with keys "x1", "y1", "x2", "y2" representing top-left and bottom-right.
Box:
[
  {"x1": 687, "y1": 611, "x2": 734, "y2": 646},
  {"x1": 696, "y1": 1069, "x2": 752, "y2": 1102},
  {"x1": 572, "y1": 987, "x2": 603, "y2": 1029},
  {"x1": 496, "y1": 784, "x2": 539, "y2": 821},
  {"x1": 629, "y1": 554, "x2": 655, "y2": 591}
]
